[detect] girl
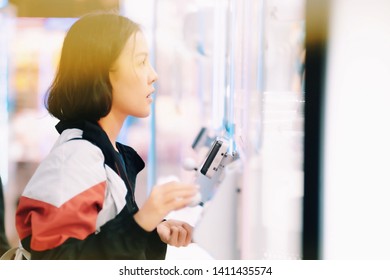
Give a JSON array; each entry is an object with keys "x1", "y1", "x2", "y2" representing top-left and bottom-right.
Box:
[{"x1": 15, "y1": 12, "x2": 198, "y2": 260}]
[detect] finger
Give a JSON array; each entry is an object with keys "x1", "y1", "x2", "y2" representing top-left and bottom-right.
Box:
[
  {"x1": 171, "y1": 196, "x2": 198, "y2": 211},
  {"x1": 177, "y1": 226, "x2": 187, "y2": 246},
  {"x1": 157, "y1": 224, "x2": 171, "y2": 243},
  {"x1": 148, "y1": 186, "x2": 197, "y2": 213},
  {"x1": 162, "y1": 188, "x2": 198, "y2": 204},
  {"x1": 161, "y1": 185, "x2": 199, "y2": 195},
  {"x1": 169, "y1": 226, "x2": 179, "y2": 246},
  {"x1": 181, "y1": 222, "x2": 193, "y2": 232},
  {"x1": 156, "y1": 182, "x2": 198, "y2": 194},
  {"x1": 156, "y1": 181, "x2": 197, "y2": 193},
  {"x1": 181, "y1": 223, "x2": 193, "y2": 245}
]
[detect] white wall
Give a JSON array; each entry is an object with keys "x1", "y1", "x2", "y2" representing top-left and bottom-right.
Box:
[{"x1": 322, "y1": 0, "x2": 390, "y2": 259}]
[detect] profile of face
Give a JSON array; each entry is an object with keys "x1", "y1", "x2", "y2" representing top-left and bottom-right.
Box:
[{"x1": 109, "y1": 31, "x2": 158, "y2": 119}]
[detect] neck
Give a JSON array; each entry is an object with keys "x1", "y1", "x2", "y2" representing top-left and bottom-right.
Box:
[{"x1": 98, "y1": 113, "x2": 126, "y2": 151}]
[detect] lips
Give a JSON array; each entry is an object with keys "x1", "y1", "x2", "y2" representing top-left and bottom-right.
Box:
[
  {"x1": 146, "y1": 92, "x2": 154, "y2": 102},
  {"x1": 146, "y1": 90, "x2": 155, "y2": 99}
]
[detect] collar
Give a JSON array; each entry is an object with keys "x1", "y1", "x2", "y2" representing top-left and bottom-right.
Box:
[{"x1": 55, "y1": 120, "x2": 145, "y2": 175}]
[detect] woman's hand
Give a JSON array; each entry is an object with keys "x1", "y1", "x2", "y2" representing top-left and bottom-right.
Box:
[
  {"x1": 133, "y1": 181, "x2": 198, "y2": 232},
  {"x1": 157, "y1": 219, "x2": 193, "y2": 247}
]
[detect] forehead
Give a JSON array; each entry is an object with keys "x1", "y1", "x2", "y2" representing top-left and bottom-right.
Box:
[{"x1": 122, "y1": 31, "x2": 149, "y2": 56}]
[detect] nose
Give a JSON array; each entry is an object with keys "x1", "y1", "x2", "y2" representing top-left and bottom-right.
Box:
[{"x1": 149, "y1": 65, "x2": 158, "y2": 84}]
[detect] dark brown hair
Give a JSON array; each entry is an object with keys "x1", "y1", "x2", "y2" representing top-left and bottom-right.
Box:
[{"x1": 45, "y1": 12, "x2": 140, "y2": 121}]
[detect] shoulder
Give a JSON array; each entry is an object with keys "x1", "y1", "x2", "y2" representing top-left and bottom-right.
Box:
[
  {"x1": 57, "y1": 136, "x2": 104, "y2": 165},
  {"x1": 22, "y1": 129, "x2": 107, "y2": 207}
]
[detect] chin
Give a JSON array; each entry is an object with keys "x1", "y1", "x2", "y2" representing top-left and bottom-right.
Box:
[{"x1": 137, "y1": 110, "x2": 151, "y2": 118}]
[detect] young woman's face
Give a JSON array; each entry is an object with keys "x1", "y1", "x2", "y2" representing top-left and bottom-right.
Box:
[{"x1": 109, "y1": 31, "x2": 158, "y2": 118}]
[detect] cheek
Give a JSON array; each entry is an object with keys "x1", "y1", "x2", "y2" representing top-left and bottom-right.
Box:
[
  {"x1": 110, "y1": 70, "x2": 135, "y2": 95},
  {"x1": 110, "y1": 72, "x2": 148, "y2": 115}
]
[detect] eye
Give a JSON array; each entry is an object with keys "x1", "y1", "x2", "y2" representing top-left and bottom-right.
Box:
[
  {"x1": 137, "y1": 58, "x2": 146, "y2": 66},
  {"x1": 136, "y1": 54, "x2": 149, "y2": 66}
]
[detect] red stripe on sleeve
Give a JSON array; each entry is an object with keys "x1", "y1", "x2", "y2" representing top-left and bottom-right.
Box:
[{"x1": 15, "y1": 181, "x2": 106, "y2": 251}]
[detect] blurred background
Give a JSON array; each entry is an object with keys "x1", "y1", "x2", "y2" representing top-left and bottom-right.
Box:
[{"x1": 1, "y1": 0, "x2": 389, "y2": 260}]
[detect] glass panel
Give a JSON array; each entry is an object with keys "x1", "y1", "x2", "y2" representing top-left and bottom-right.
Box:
[
  {"x1": 254, "y1": 0, "x2": 306, "y2": 259},
  {"x1": 0, "y1": 8, "x2": 12, "y2": 185},
  {"x1": 4, "y1": 16, "x2": 74, "y2": 247}
]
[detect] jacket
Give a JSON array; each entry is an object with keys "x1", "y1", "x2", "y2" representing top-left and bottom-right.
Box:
[{"x1": 15, "y1": 120, "x2": 167, "y2": 259}]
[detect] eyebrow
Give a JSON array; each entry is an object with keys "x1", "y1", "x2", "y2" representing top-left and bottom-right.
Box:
[{"x1": 135, "y1": 52, "x2": 148, "y2": 57}]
